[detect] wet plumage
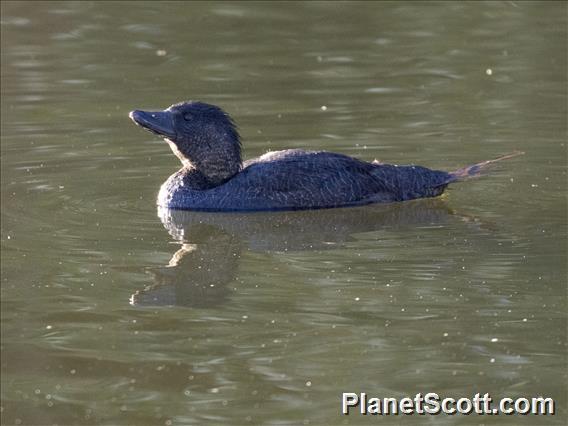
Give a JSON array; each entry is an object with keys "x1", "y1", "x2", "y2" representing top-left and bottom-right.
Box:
[{"x1": 129, "y1": 101, "x2": 521, "y2": 212}]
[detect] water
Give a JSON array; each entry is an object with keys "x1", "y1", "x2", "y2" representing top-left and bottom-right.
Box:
[{"x1": 1, "y1": 1, "x2": 566, "y2": 425}]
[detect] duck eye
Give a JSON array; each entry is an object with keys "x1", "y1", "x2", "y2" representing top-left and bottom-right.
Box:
[{"x1": 183, "y1": 113, "x2": 193, "y2": 121}]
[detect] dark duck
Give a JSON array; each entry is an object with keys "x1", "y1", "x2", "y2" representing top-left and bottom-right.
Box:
[{"x1": 129, "y1": 101, "x2": 522, "y2": 212}]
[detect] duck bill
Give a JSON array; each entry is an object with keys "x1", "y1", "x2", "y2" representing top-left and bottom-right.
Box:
[{"x1": 129, "y1": 109, "x2": 176, "y2": 139}]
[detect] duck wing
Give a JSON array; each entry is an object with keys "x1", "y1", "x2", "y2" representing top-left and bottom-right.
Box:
[{"x1": 237, "y1": 150, "x2": 399, "y2": 208}]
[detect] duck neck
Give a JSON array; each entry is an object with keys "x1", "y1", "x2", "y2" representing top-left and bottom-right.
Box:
[
  {"x1": 181, "y1": 160, "x2": 240, "y2": 189},
  {"x1": 186, "y1": 143, "x2": 242, "y2": 187},
  {"x1": 195, "y1": 159, "x2": 241, "y2": 186},
  {"x1": 168, "y1": 139, "x2": 242, "y2": 187}
]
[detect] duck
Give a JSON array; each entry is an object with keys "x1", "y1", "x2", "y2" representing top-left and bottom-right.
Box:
[{"x1": 129, "y1": 101, "x2": 521, "y2": 212}]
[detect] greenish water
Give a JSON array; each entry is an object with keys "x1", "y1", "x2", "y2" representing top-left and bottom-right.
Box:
[{"x1": 1, "y1": 1, "x2": 566, "y2": 425}]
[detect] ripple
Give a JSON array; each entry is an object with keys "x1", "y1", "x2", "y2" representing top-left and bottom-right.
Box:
[
  {"x1": 121, "y1": 23, "x2": 163, "y2": 35},
  {"x1": 0, "y1": 17, "x2": 31, "y2": 26},
  {"x1": 365, "y1": 87, "x2": 404, "y2": 94}
]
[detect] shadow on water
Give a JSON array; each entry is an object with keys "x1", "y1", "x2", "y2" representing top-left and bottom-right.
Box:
[{"x1": 130, "y1": 199, "x2": 479, "y2": 308}]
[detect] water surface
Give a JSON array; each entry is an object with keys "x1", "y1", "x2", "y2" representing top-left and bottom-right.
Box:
[{"x1": 1, "y1": 1, "x2": 566, "y2": 425}]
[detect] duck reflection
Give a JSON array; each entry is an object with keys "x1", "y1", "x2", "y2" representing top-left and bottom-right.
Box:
[{"x1": 130, "y1": 200, "x2": 463, "y2": 307}]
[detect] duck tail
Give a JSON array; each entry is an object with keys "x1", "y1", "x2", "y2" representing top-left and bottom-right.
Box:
[{"x1": 448, "y1": 151, "x2": 524, "y2": 182}]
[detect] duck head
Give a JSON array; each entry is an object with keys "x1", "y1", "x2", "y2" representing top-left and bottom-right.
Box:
[{"x1": 129, "y1": 101, "x2": 242, "y2": 185}]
